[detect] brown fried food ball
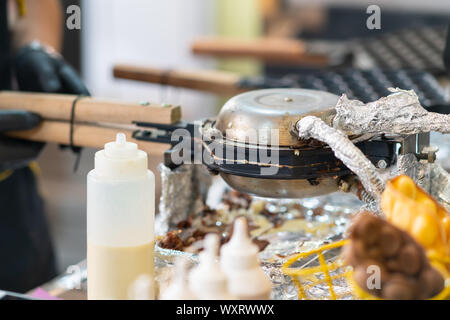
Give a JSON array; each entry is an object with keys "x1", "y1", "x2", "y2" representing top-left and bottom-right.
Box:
[
  {"x1": 397, "y1": 244, "x2": 423, "y2": 276},
  {"x1": 378, "y1": 225, "x2": 402, "y2": 258},
  {"x1": 353, "y1": 260, "x2": 388, "y2": 297},
  {"x1": 342, "y1": 242, "x2": 358, "y2": 267},
  {"x1": 345, "y1": 211, "x2": 445, "y2": 300},
  {"x1": 382, "y1": 275, "x2": 417, "y2": 300},
  {"x1": 418, "y1": 267, "x2": 445, "y2": 299},
  {"x1": 351, "y1": 213, "x2": 381, "y2": 245}
]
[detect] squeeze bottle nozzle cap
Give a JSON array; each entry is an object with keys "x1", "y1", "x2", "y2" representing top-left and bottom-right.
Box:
[
  {"x1": 200, "y1": 233, "x2": 220, "y2": 265},
  {"x1": 161, "y1": 257, "x2": 196, "y2": 300},
  {"x1": 232, "y1": 217, "x2": 251, "y2": 243},
  {"x1": 220, "y1": 217, "x2": 259, "y2": 270},
  {"x1": 188, "y1": 234, "x2": 232, "y2": 299},
  {"x1": 104, "y1": 133, "x2": 139, "y2": 158},
  {"x1": 94, "y1": 132, "x2": 148, "y2": 178}
]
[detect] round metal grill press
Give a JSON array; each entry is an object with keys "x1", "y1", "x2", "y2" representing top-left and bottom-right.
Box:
[
  {"x1": 204, "y1": 88, "x2": 396, "y2": 199},
  {"x1": 135, "y1": 88, "x2": 403, "y2": 199},
  {"x1": 134, "y1": 86, "x2": 450, "y2": 208}
]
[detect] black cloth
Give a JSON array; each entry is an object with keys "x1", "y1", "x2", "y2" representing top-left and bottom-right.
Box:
[
  {"x1": 0, "y1": 1, "x2": 57, "y2": 293},
  {"x1": 0, "y1": 0, "x2": 11, "y2": 90},
  {"x1": 0, "y1": 167, "x2": 56, "y2": 292}
]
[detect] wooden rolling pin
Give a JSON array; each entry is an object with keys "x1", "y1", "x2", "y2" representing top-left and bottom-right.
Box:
[
  {"x1": 0, "y1": 91, "x2": 181, "y2": 124},
  {"x1": 114, "y1": 64, "x2": 245, "y2": 96},
  {"x1": 0, "y1": 91, "x2": 180, "y2": 155},
  {"x1": 8, "y1": 120, "x2": 169, "y2": 156},
  {"x1": 191, "y1": 37, "x2": 329, "y2": 66}
]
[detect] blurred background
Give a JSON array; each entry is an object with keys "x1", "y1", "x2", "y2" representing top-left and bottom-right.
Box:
[{"x1": 38, "y1": 0, "x2": 450, "y2": 274}]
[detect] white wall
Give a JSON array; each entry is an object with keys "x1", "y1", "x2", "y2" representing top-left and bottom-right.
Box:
[{"x1": 81, "y1": 0, "x2": 219, "y2": 121}]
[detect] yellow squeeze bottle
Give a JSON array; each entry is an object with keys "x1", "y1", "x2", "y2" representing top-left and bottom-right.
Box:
[{"x1": 87, "y1": 133, "x2": 155, "y2": 300}]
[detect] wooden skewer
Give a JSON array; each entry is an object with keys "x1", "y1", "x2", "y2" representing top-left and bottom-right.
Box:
[
  {"x1": 113, "y1": 64, "x2": 245, "y2": 96},
  {"x1": 0, "y1": 91, "x2": 182, "y2": 125},
  {"x1": 191, "y1": 37, "x2": 329, "y2": 66},
  {"x1": 7, "y1": 120, "x2": 169, "y2": 156}
]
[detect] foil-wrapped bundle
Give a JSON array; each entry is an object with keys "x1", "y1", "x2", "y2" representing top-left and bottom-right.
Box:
[
  {"x1": 296, "y1": 88, "x2": 450, "y2": 212},
  {"x1": 333, "y1": 88, "x2": 450, "y2": 136},
  {"x1": 155, "y1": 163, "x2": 211, "y2": 235},
  {"x1": 296, "y1": 116, "x2": 385, "y2": 205}
]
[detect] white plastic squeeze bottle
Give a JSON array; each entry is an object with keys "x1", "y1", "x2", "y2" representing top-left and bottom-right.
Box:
[
  {"x1": 188, "y1": 234, "x2": 234, "y2": 300},
  {"x1": 87, "y1": 133, "x2": 155, "y2": 300},
  {"x1": 161, "y1": 257, "x2": 196, "y2": 300},
  {"x1": 220, "y1": 217, "x2": 272, "y2": 299}
]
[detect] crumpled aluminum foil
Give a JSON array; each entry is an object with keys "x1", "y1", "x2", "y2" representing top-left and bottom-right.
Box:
[
  {"x1": 296, "y1": 88, "x2": 450, "y2": 212},
  {"x1": 333, "y1": 88, "x2": 450, "y2": 136},
  {"x1": 432, "y1": 132, "x2": 450, "y2": 170},
  {"x1": 391, "y1": 149, "x2": 449, "y2": 211},
  {"x1": 429, "y1": 162, "x2": 450, "y2": 211},
  {"x1": 154, "y1": 191, "x2": 363, "y2": 300},
  {"x1": 296, "y1": 116, "x2": 385, "y2": 206},
  {"x1": 374, "y1": 154, "x2": 449, "y2": 210},
  {"x1": 155, "y1": 163, "x2": 211, "y2": 235}
]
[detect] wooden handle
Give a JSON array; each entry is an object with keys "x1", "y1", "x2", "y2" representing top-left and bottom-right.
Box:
[
  {"x1": 7, "y1": 120, "x2": 169, "y2": 156},
  {"x1": 113, "y1": 64, "x2": 245, "y2": 96},
  {"x1": 0, "y1": 91, "x2": 181, "y2": 125},
  {"x1": 191, "y1": 37, "x2": 328, "y2": 66}
]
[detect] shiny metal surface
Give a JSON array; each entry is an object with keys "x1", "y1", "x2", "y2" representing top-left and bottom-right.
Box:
[
  {"x1": 215, "y1": 89, "x2": 338, "y2": 147},
  {"x1": 219, "y1": 173, "x2": 340, "y2": 199}
]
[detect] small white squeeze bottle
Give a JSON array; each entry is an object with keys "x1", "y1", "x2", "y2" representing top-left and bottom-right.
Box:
[
  {"x1": 161, "y1": 257, "x2": 196, "y2": 300},
  {"x1": 87, "y1": 133, "x2": 155, "y2": 300},
  {"x1": 188, "y1": 234, "x2": 234, "y2": 300},
  {"x1": 220, "y1": 217, "x2": 272, "y2": 299}
]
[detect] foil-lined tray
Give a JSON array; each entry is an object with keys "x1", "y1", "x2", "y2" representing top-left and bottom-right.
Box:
[{"x1": 41, "y1": 189, "x2": 363, "y2": 300}]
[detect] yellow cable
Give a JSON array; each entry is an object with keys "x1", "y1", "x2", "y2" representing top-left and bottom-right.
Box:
[
  {"x1": 283, "y1": 238, "x2": 450, "y2": 300},
  {"x1": 0, "y1": 161, "x2": 41, "y2": 184},
  {"x1": 0, "y1": 170, "x2": 13, "y2": 183},
  {"x1": 28, "y1": 161, "x2": 42, "y2": 177},
  {"x1": 282, "y1": 239, "x2": 349, "y2": 275},
  {"x1": 318, "y1": 252, "x2": 336, "y2": 300},
  {"x1": 282, "y1": 240, "x2": 348, "y2": 299}
]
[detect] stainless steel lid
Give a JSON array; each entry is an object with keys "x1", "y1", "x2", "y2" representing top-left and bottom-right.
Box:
[{"x1": 215, "y1": 88, "x2": 339, "y2": 147}]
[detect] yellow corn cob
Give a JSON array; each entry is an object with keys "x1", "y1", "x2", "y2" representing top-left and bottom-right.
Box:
[{"x1": 381, "y1": 175, "x2": 450, "y2": 259}]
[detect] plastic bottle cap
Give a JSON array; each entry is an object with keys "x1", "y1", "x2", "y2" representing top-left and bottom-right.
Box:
[
  {"x1": 220, "y1": 217, "x2": 259, "y2": 270},
  {"x1": 94, "y1": 133, "x2": 148, "y2": 179},
  {"x1": 188, "y1": 234, "x2": 232, "y2": 299},
  {"x1": 104, "y1": 133, "x2": 139, "y2": 159},
  {"x1": 201, "y1": 233, "x2": 220, "y2": 266}
]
